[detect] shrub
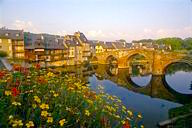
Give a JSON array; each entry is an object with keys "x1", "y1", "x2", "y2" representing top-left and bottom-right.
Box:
[
  {"x1": 0, "y1": 50, "x2": 8, "y2": 57},
  {"x1": 0, "y1": 66, "x2": 143, "y2": 127}
]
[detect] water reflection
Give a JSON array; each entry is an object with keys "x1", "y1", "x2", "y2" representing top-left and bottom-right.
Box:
[
  {"x1": 58, "y1": 63, "x2": 192, "y2": 103},
  {"x1": 130, "y1": 75, "x2": 152, "y2": 87},
  {"x1": 56, "y1": 62, "x2": 192, "y2": 127},
  {"x1": 164, "y1": 63, "x2": 192, "y2": 95}
]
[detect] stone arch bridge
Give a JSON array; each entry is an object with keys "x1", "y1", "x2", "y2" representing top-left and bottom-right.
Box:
[{"x1": 91, "y1": 49, "x2": 192, "y2": 75}]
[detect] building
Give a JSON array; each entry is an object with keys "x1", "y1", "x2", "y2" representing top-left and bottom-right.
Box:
[
  {"x1": 64, "y1": 36, "x2": 82, "y2": 65},
  {"x1": 95, "y1": 41, "x2": 117, "y2": 53},
  {"x1": 64, "y1": 32, "x2": 92, "y2": 65},
  {"x1": 0, "y1": 28, "x2": 25, "y2": 59},
  {"x1": 74, "y1": 32, "x2": 91, "y2": 61},
  {"x1": 24, "y1": 32, "x2": 66, "y2": 66},
  {"x1": 88, "y1": 40, "x2": 97, "y2": 56}
]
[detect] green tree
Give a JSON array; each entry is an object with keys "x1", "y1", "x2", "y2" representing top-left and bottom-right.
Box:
[
  {"x1": 156, "y1": 37, "x2": 183, "y2": 50},
  {"x1": 182, "y1": 38, "x2": 192, "y2": 50},
  {"x1": 0, "y1": 50, "x2": 8, "y2": 57}
]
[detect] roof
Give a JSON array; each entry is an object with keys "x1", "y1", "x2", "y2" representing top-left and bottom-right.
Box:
[
  {"x1": 64, "y1": 34, "x2": 82, "y2": 47},
  {"x1": 0, "y1": 28, "x2": 24, "y2": 40},
  {"x1": 24, "y1": 32, "x2": 40, "y2": 49},
  {"x1": 88, "y1": 40, "x2": 97, "y2": 47},
  {"x1": 112, "y1": 42, "x2": 125, "y2": 49},
  {"x1": 125, "y1": 43, "x2": 132, "y2": 48},
  {"x1": 74, "y1": 31, "x2": 89, "y2": 44},
  {"x1": 105, "y1": 42, "x2": 115, "y2": 49},
  {"x1": 24, "y1": 32, "x2": 66, "y2": 50}
]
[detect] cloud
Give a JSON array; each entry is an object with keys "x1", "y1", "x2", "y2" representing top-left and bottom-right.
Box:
[
  {"x1": 0, "y1": 23, "x2": 3, "y2": 28},
  {"x1": 55, "y1": 30, "x2": 68, "y2": 36},
  {"x1": 13, "y1": 20, "x2": 39, "y2": 33},
  {"x1": 86, "y1": 30, "x2": 106, "y2": 38},
  {"x1": 144, "y1": 28, "x2": 152, "y2": 33},
  {"x1": 140, "y1": 27, "x2": 192, "y2": 40}
]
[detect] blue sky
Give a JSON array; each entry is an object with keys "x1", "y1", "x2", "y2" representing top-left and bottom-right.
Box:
[{"x1": 0, "y1": 0, "x2": 192, "y2": 42}]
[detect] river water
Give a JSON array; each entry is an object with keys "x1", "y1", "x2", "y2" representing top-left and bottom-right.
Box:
[{"x1": 57, "y1": 62, "x2": 192, "y2": 128}]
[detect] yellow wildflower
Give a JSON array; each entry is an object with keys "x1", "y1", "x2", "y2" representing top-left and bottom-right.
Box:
[
  {"x1": 127, "y1": 110, "x2": 133, "y2": 116},
  {"x1": 59, "y1": 119, "x2": 66, "y2": 126},
  {"x1": 34, "y1": 96, "x2": 41, "y2": 103},
  {"x1": 12, "y1": 101, "x2": 21, "y2": 106},
  {"x1": 85, "y1": 110, "x2": 90, "y2": 116},
  {"x1": 40, "y1": 103, "x2": 49, "y2": 110},
  {"x1": 47, "y1": 117, "x2": 53, "y2": 123},
  {"x1": 122, "y1": 106, "x2": 126, "y2": 110},
  {"x1": 121, "y1": 120, "x2": 125, "y2": 124},
  {"x1": 137, "y1": 114, "x2": 142, "y2": 119},
  {"x1": 115, "y1": 115, "x2": 120, "y2": 119},
  {"x1": 32, "y1": 104, "x2": 37, "y2": 109},
  {"x1": 5, "y1": 90, "x2": 12, "y2": 96},
  {"x1": 9, "y1": 115, "x2": 13, "y2": 120},
  {"x1": 66, "y1": 107, "x2": 71, "y2": 112},
  {"x1": 67, "y1": 87, "x2": 74, "y2": 91},
  {"x1": 41, "y1": 111, "x2": 48, "y2": 117},
  {"x1": 140, "y1": 125, "x2": 144, "y2": 128},
  {"x1": 47, "y1": 72, "x2": 54, "y2": 77},
  {"x1": 50, "y1": 90, "x2": 55, "y2": 93},
  {"x1": 26, "y1": 121, "x2": 34, "y2": 128},
  {"x1": 12, "y1": 120, "x2": 23, "y2": 127},
  {"x1": 53, "y1": 93, "x2": 59, "y2": 97},
  {"x1": 87, "y1": 99, "x2": 93, "y2": 105}
]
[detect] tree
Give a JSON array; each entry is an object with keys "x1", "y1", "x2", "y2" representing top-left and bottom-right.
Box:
[
  {"x1": 182, "y1": 38, "x2": 192, "y2": 50},
  {"x1": 156, "y1": 37, "x2": 183, "y2": 50},
  {"x1": 0, "y1": 50, "x2": 8, "y2": 57}
]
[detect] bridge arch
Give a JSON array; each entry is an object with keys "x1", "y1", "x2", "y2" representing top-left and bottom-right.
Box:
[
  {"x1": 162, "y1": 61, "x2": 192, "y2": 96},
  {"x1": 162, "y1": 59, "x2": 192, "y2": 74},
  {"x1": 105, "y1": 55, "x2": 118, "y2": 64},
  {"x1": 118, "y1": 49, "x2": 154, "y2": 69},
  {"x1": 106, "y1": 64, "x2": 118, "y2": 76},
  {"x1": 91, "y1": 56, "x2": 98, "y2": 64}
]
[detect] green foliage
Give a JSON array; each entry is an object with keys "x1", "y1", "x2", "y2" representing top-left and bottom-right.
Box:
[
  {"x1": 0, "y1": 67, "x2": 142, "y2": 127},
  {"x1": 156, "y1": 37, "x2": 183, "y2": 51},
  {"x1": 165, "y1": 63, "x2": 192, "y2": 75},
  {"x1": 134, "y1": 37, "x2": 192, "y2": 51},
  {"x1": 0, "y1": 50, "x2": 8, "y2": 57},
  {"x1": 183, "y1": 38, "x2": 192, "y2": 50}
]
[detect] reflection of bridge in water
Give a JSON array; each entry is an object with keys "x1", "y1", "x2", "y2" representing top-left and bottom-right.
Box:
[
  {"x1": 91, "y1": 49, "x2": 192, "y2": 75},
  {"x1": 93, "y1": 65, "x2": 192, "y2": 104},
  {"x1": 58, "y1": 64, "x2": 192, "y2": 105}
]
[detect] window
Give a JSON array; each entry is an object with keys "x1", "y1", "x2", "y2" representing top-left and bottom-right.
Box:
[
  {"x1": 16, "y1": 33, "x2": 20, "y2": 37},
  {"x1": 0, "y1": 39, "x2": 2, "y2": 43},
  {"x1": 15, "y1": 53, "x2": 24, "y2": 58},
  {"x1": 8, "y1": 39, "x2": 11, "y2": 44},
  {"x1": 15, "y1": 46, "x2": 24, "y2": 51},
  {"x1": 9, "y1": 46, "x2": 12, "y2": 51}
]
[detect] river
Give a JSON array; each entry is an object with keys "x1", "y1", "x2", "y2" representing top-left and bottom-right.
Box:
[{"x1": 56, "y1": 62, "x2": 192, "y2": 127}]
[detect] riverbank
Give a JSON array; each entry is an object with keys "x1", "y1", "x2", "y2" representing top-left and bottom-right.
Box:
[{"x1": 0, "y1": 65, "x2": 143, "y2": 128}]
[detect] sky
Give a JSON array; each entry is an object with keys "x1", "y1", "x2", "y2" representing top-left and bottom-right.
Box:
[{"x1": 0, "y1": 0, "x2": 192, "y2": 42}]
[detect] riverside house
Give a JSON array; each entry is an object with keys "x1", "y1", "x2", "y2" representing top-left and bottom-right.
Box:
[
  {"x1": 64, "y1": 32, "x2": 92, "y2": 65},
  {"x1": 95, "y1": 41, "x2": 117, "y2": 53},
  {"x1": 24, "y1": 33, "x2": 66, "y2": 66},
  {"x1": 0, "y1": 28, "x2": 25, "y2": 59}
]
